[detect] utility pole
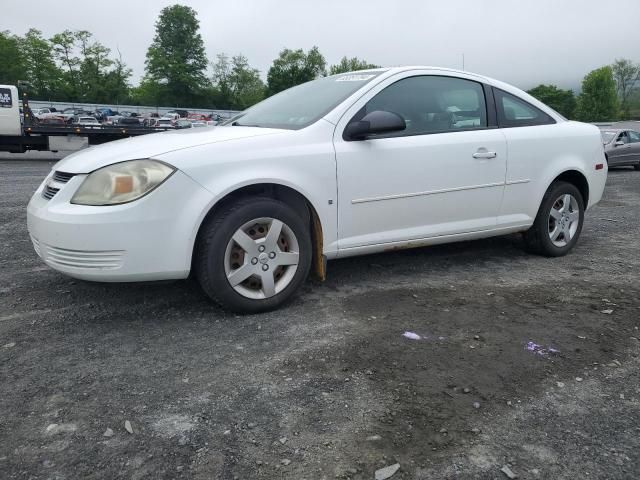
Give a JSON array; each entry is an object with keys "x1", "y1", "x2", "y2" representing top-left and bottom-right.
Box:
[{"x1": 462, "y1": 53, "x2": 465, "y2": 71}]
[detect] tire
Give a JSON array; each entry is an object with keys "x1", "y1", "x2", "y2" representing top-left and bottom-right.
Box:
[
  {"x1": 523, "y1": 181, "x2": 585, "y2": 257},
  {"x1": 195, "y1": 197, "x2": 312, "y2": 313}
]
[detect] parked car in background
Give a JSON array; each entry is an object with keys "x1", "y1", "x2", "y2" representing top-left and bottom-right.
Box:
[
  {"x1": 175, "y1": 119, "x2": 193, "y2": 129},
  {"x1": 97, "y1": 108, "x2": 118, "y2": 121},
  {"x1": 188, "y1": 113, "x2": 208, "y2": 122},
  {"x1": 167, "y1": 109, "x2": 189, "y2": 118},
  {"x1": 38, "y1": 116, "x2": 66, "y2": 125},
  {"x1": 74, "y1": 116, "x2": 101, "y2": 127},
  {"x1": 34, "y1": 108, "x2": 65, "y2": 123},
  {"x1": 33, "y1": 108, "x2": 55, "y2": 119},
  {"x1": 60, "y1": 107, "x2": 90, "y2": 123},
  {"x1": 601, "y1": 129, "x2": 640, "y2": 169},
  {"x1": 156, "y1": 112, "x2": 180, "y2": 127},
  {"x1": 27, "y1": 67, "x2": 607, "y2": 313},
  {"x1": 142, "y1": 113, "x2": 161, "y2": 127},
  {"x1": 119, "y1": 111, "x2": 140, "y2": 119},
  {"x1": 104, "y1": 113, "x2": 122, "y2": 125},
  {"x1": 118, "y1": 116, "x2": 142, "y2": 126},
  {"x1": 156, "y1": 117, "x2": 175, "y2": 128}
]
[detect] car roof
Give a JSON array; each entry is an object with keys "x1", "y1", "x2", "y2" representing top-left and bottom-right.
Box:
[{"x1": 323, "y1": 66, "x2": 565, "y2": 124}]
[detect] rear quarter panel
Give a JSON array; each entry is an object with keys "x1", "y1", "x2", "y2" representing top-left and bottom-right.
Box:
[{"x1": 498, "y1": 121, "x2": 606, "y2": 227}]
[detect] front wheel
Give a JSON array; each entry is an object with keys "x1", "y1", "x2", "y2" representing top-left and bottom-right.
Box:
[
  {"x1": 523, "y1": 181, "x2": 585, "y2": 257},
  {"x1": 195, "y1": 197, "x2": 312, "y2": 313}
]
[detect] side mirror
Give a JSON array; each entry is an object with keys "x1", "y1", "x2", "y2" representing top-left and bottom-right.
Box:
[
  {"x1": 615, "y1": 141, "x2": 625, "y2": 147},
  {"x1": 344, "y1": 110, "x2": 406, "y2": 140}
]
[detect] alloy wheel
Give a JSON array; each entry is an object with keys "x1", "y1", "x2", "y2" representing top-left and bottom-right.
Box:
[
  {"x1": 223, "y1": 217, "x2": 300, "y2": 299},
  {"x1": 548, "y1": 194, "x2": 580, "y2": 247}
]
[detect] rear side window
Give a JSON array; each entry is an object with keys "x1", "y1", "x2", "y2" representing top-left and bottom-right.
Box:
[{"x1": 494, "y1": 89, "x2": 555, "y2": 127}]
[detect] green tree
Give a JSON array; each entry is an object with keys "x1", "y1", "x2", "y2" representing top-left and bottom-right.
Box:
[
  {"x1": 611, "y1": 58, "x2": 640, "y2": 118},
  {"x1": 575, "y1": 66, "x2": 619, "y2": 122},
  {"x1": 266, "y1": 46, "x2": 326, "y2": 95},
  {"x1": 51, "y1": 30, "x2": 81, "y2": 99},
  {"x1": 526, "y1": 84, "x2": 576, "y2": 119},
  {"x1": 213, "y1": 54, "x2": 265, "y2": 109},
  {"x1": 100, "y1": 51, "x2": 132, "y2": 105},
  {"x1": 77, "y1": 31, "x2": 115, "y2": 102},
  {"x1": 212, "y1": 53, "x2": 233, "y2": 108},
  {"x1": 20, "y1": 29, "x2": 63, "y2": 100},
  {"x1": 628, "y1": 87, "x2": 640, "y2": 119},
  {"x1": 0, "y1": 30, "x2": 27, "y2": 86},
  {"x1": 229, "y1": 55, "x2": 265, "y2": 109},
  {"x1": 329, "y1": 56, "x2": 379, "y2": 75},
  {"x1": 130, "y1": 79, "x2": 166, "y2": 106},
  {"x1": 143, "y1": 4, "x2": 209, "y2": 106},
  {"x1": 50, "y1": 29, "x2": 132, "y2": 103}
]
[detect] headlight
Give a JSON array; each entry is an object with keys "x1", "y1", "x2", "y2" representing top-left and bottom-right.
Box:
[{"x1": 71, "y1": 159, "x2": 175, "y2": 206}]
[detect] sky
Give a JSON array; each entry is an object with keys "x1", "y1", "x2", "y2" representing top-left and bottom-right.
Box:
[{"x1": 3, "y1": 0, "x2": 640, "y2": 92}]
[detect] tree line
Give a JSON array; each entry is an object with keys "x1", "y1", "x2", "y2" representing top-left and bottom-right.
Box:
[
  {"x1": 0, "y1": 5, "x2": 376, "y2": 110},
  {"x1": 527, "y1": 59, "x2": 640, "y2": 122},
  {"x1": 1, "y1": 4, "x2": 638, "y2": 120}
]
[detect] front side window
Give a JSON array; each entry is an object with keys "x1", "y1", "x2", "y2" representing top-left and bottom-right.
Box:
[
  {"x1": 617, "y1": 131, "x2": 629, "y2": 143},
  {"x1": 353, "y1": 75, "x2": 487, "y2": 137},
  {"x1": 628, "y1": 131, "x2": 640, "y2": 142},
  {"x1": 494, "y1": 89, "x2": 555, "y2": 127}
]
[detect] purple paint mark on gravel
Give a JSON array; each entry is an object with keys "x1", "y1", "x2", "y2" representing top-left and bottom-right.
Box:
[
  {"x1": 526, "y1": 341, "x2": 560, "y2": 356},
  {"x1": 403, "y1": 331, "x2": 421, "y2": 340}
]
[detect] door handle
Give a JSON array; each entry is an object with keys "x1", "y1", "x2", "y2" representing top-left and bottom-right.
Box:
[{"x1": 473, "y1": 151, "x2": 497, "y2": 159}]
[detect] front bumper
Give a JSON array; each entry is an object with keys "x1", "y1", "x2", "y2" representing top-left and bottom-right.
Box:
[{"x1": 27, "y1": 169, "x2": 214, "y2": 282}]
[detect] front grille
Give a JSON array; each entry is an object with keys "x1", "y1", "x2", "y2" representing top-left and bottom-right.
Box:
[
  {"x1": 42, "y1": 185, "x2": 60, "y2": 200},
  {"x1": 42, "y1": 171, "x2": 76, "y2": 200},
  {"x1": 52, "y1": 171, "x2": 75, "y2": 183}
]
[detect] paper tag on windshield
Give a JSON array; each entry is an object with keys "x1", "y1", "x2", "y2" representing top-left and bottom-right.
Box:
[{"x1": 336, "y1": 74, "x2": 375, "y2": 82}]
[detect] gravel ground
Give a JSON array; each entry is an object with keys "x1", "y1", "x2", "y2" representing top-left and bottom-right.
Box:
[{"x1": 1, "y1": 157, "x2": 639, "y2": 480}]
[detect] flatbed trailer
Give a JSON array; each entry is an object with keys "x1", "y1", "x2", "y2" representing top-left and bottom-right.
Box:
[{"x1": 0, "y1": 85, "x2": 172, "y2": 153}]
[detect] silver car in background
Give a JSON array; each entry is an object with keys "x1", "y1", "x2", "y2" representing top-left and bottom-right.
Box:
[{"x1": 601, "y1": 129, "x2": 640, "y2": 170}]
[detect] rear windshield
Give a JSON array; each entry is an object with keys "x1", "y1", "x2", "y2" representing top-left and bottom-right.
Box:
[{"x1": 226, "y1": 71, "x2": 385, "y2": 130}]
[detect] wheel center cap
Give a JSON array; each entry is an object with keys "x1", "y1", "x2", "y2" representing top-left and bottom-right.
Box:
[{"x1": 258, "y1": 253, "x2": 269, "y2": 264}]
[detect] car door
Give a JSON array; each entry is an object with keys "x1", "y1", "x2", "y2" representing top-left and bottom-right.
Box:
[
  {"x1": 628, "y1": 130, "x2": 640, "y2": 163},
  {"x1": 333, "y1": 72, "x2": 507, "y2": 251},
  {"x1": 609, "y1": 131, "x2": 632, "y2": 166}
]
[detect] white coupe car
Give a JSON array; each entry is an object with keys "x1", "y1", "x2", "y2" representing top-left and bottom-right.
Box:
[{"x1": 27, "y1": 67, "x2": 607, "y2": 312}]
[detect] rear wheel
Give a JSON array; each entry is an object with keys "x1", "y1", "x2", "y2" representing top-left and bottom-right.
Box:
[
  {"x1": 195, "y1": 197, "x2": 312, "y2": 313},
  {"x1": 523, "y1": 181, "x2": 585, "y2": 257}
]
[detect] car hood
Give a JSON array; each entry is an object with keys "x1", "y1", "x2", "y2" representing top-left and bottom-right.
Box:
[{"x1": 53, "y1": 126, "x2": 286, "y2": 173}]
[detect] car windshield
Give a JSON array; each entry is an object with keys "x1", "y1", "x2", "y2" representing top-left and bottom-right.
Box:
[
  {"x1": 226, "y1": 71, "x2": 385, "y2": 130},
  {"x1": 601, "y1": 131, "x2": 617, "y2": 143}
]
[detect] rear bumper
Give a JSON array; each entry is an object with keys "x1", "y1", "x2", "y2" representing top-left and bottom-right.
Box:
[
  {"x1": 27, "y1": 169, "x2": 214, "y2": 282},
  {"x1": 587, "y1": 158, "x2": 607, "y2": 210}
]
